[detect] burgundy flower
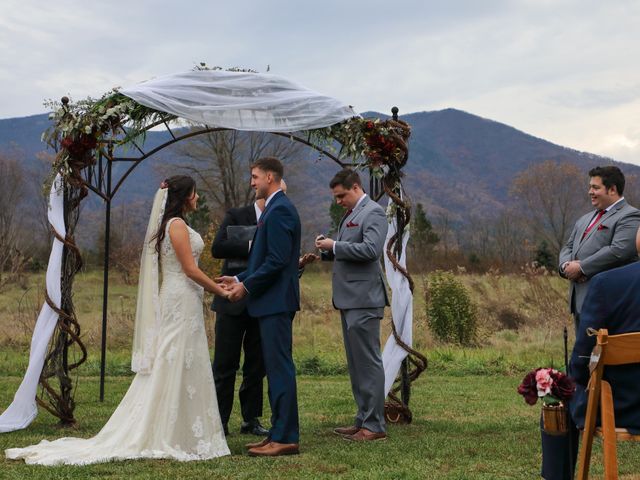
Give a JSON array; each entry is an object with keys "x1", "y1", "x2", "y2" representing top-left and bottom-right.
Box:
[
  {"x1": 61, "y1": 136, "x2": 74, "y2": 149},
  {"x1": 550, "y1": 370, "x2": 575, "y2": 402},
  {"x1": 517, "y1": 371, "x2": 539, "y2": 405},
  {"x1": 366, "y1": 121, "x2": 374, "y2": 130}
]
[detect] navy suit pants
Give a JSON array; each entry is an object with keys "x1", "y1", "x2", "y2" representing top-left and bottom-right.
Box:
[{"x1": 258, "y1": 312, "x2": 299, "y2": 444}]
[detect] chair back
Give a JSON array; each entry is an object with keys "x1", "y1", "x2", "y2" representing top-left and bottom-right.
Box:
[{"x1": 577, "y1": 328, "x2": 640, "y2": 480}]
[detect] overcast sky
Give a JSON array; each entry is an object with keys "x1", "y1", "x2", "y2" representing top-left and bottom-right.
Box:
[{"x1": 1, "y1": 0, "x2": 639, "y2": 163}]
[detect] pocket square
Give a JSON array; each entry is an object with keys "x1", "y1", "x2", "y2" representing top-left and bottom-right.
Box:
[
  {"x1": 346, "y1": 221, "x2": 359, "y2": 228},
  {"x1": 597, "y1": 224, "x2": 608, "y2": 231}
]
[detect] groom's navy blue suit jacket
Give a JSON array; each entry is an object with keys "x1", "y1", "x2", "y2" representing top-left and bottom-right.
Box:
[
  {"x1": 237, "y1": 191, "x2": 301, "y2": 317},
  {"x1": 569, "y1": 261, "x2": 640, "y2": 434}
]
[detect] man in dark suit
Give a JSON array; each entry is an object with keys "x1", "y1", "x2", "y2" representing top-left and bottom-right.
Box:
[
  {"x1": 211, "y1": 199, "x2": 269, "y2": 437},
  {"x1": 542, "y1": 228, "x2": 640, "y2": 479},
  {"x1": 558, "y1": 166, "x2": 640, "y2": 332},
  {"x1": 219, "y1": 157, "x2": 302, "y2": 457}
]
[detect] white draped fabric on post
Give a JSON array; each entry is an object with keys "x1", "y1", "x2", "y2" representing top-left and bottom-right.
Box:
[
  {"x1": 0, "y1": 175, "x2": 64, "y2": 433},
  {"x1": 382, "y1": 203, "x2": 413, "y2": 396},
  {"x1": 120, "y1": 70, "x2": 357, "y2": 132}
]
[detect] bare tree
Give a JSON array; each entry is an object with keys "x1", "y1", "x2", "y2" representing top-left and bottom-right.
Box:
[
  {"x1": 510, "y1": 160, "x2": 589, "y2": 257},
  {"x1": 0, "y1": 153, "x2": 31, "y2": 289},
  {"x1": 166, "y1": 129, "x2": 304, "y2": 215},
  {"x1": 492, "y1": 210, "x2": 530, "y2": 268},
  {"x1": 435, "y1": 211, "x2": 453, "y2": 259}
]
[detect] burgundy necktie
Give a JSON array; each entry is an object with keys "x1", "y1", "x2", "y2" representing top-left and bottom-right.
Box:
[
  {"x1": 340, "y1": 209, "x2": 353, "y2": 227},
  {"x1": 582, "y1": 210, "x2": 605, "y2": 240}
]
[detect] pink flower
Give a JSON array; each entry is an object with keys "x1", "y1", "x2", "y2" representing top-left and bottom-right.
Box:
[{"x1": 535, "y1": 368, "x2": 553, "y2": 397}]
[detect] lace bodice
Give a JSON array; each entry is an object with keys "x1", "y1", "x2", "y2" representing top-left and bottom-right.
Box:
[{"x1": 161, "y1": 218, "x2": 205, "y2": 277}]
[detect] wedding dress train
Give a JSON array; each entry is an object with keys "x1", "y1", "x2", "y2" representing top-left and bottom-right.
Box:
[{"x1": 6, "y1": 218, "x2": 229, "y2": 465}]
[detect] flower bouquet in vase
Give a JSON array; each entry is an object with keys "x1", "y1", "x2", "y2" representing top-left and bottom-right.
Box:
[{"x1": 517, "y1": 368, "x2": 576, "y2": 435}]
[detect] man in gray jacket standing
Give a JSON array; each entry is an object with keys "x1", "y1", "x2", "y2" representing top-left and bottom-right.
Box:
[
  {"x1": 559, "y1": 165, "x2": 640, "y2": 331},
  {"x1": 316, "y1": 169, "x2": 389, "y2": 442}
]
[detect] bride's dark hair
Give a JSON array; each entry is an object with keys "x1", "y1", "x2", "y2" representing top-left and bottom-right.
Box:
[{"x1": 152, "y1": 175, "x2": 196, "y2": 254}]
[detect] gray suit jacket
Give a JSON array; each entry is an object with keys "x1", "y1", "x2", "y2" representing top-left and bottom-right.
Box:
[
  {"x1": 558, "y1": 198, "x2": 640, "y2": 314},
  {"x1": 322, "y1": 195, "x2": 390, "y2": 310}
]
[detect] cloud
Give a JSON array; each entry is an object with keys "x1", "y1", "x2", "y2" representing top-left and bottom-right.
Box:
[{"x1": 1, "y1": 0, "x2": 639, "y2": 164}]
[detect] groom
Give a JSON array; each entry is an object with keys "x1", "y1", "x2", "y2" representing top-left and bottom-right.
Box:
[{"x1": 220, "y1": 157, "x2": 301, "y2": 457}]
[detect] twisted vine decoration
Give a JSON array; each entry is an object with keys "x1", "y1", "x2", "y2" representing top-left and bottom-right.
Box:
[
  {"x1": 377, "y1": 119, "x2": 428, "y2": 423},
  {"x1": 37, "y1": 131, "x2": 89, "y2": 425}
]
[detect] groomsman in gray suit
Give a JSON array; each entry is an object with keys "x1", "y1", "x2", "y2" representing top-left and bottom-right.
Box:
[
  {"x1": 316, "y1": 169, "x2": 389, "y2": 442},
  {"x1": 558, "y1": 165, "x2": 640, "y2": 331}
]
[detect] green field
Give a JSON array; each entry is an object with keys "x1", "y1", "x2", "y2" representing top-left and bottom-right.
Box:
[{"x1": 1, "y1": 269, "x2": 638, "y2": 478}]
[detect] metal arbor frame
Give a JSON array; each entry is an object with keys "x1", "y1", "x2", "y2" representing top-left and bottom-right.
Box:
[{"x1": 48, "y1": 105, "x2": 423, "y2": 425}]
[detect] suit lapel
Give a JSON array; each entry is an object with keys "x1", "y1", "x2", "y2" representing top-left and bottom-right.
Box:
[
  {"x1": 576, "y1": 200, "x2": 626, "y2": 253},
  {"x1": 261, "y1": 191, "x2": 284, "y2": 222},
  {"x1": 338, "y1": 195, "x2": 369, "y2": 239}
]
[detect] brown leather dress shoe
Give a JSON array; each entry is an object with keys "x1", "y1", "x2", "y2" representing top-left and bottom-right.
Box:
[
  {"x1": 344, "y1": 428, "x2": 387, "y2": 442},
  {"x1": 248, "y1": 441, "x2": 300, "y2": 456},
  {"x1": 244, "y1": 437, "x2": 270, "y2": 449},
  {"x1": 333, "y1": 425, "x2": 360, "y2": 436}
]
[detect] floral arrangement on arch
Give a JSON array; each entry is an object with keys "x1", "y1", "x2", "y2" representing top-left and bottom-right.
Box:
[
  {"x1": 308, "y1": 117, "x2": 410, "y2": 177},
  {"x1": 41, "y1": 64, "x2": 411, "y2": 194},
  {"x1": 517, "y1": 367, "x2": 576, "y2": 406}
]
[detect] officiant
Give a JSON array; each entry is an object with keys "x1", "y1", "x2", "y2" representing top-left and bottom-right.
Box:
[{"x1": 211, "y1": 193, "x2": 270, "y2": 437}]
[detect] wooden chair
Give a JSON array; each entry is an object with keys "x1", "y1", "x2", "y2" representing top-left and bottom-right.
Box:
[{"x1": 577, "y1": 329, "x2": 640, "y2": 479}]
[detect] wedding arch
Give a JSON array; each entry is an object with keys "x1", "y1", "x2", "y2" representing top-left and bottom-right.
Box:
[{"x1": 0, "y1": 67, "x2": 426, "y2": 432}]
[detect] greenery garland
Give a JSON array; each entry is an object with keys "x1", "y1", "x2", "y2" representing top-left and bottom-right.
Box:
[{"x1": 42, "y1": 67, "x2": 411, "y2": 190}]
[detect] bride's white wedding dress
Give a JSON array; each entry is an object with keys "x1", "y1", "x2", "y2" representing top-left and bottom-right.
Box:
[{"x1": 6, "y1": 218, "x2": 230, "y2": 465}]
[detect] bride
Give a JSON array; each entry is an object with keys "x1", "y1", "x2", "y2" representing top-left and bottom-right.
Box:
[{"x1": 6, "y1": 175, "x2": 231, "y2": 465}]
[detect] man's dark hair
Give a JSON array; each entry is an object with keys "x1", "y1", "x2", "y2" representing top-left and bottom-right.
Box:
[
  {"x1": 251, "y1": 157, "x2": 283, "y2": 181},
  {"x1": 589, "y1": 165, "x2": 625, "y2": 195},
  {"x1": 329, "y1": 169, "x2": 362, "y2": 189}
]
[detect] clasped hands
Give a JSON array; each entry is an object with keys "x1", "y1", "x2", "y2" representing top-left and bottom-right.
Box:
[
  {"x1": 215, "y1": 276, "x2": 246, "y2": 302},
  {"x1": 215, "y1": 253, "x2": 321, "y2": 302},
  {"x1": 563, "y1": 261, "x2": 588, "y2": 283}
]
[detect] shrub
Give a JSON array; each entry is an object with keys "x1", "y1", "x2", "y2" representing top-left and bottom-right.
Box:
[{"x1": 426, "y1": 271, "x2": 477, "y2": 345}]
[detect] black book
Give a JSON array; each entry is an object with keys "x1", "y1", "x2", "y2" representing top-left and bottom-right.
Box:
[{"x1": 226, "y1": 225, "x2": 257, "y2": 269}]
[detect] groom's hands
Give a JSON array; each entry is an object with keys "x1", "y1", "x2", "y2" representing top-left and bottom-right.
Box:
[
  {"x1": 226, "y1": 282, "x2": 247, "y2": 302},
  {"x1": 214, "y1": 276, "x2": 247, "y2": 302}
]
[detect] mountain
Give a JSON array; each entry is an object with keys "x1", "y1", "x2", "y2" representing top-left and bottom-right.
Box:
[
  {"x1": 1, "y1": 109, "x2": 637, "y2": 248},
  {"x1": 374, "y1": 108, "x2": 637, "y2": 222}
]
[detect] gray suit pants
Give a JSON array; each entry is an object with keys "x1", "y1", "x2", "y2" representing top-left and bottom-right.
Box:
[{"x1": 340, "y1": 308, "x2": 386, "y2": 433}]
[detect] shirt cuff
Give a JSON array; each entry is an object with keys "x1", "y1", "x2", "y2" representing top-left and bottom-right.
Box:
[
  {"x1": 332, "y1": 241, "x2": 337, "y2": 255},
  {"x1": 233, "y1": 276, "x2": 239, "y2": 283}
]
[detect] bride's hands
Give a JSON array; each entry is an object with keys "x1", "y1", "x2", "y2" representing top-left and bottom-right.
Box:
[{"x1": 215, "y1": 276, "x2": 237, "y2": 286}]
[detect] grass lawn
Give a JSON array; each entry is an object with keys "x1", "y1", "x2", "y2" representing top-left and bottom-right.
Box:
[
  {"x1": 1, "y1": 373, "x2": 639, "y2": 479},
  {"x1": 1, "y1": 269, "x2": 638, "y2": 478}
]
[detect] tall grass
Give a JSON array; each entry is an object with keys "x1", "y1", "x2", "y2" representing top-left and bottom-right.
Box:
[{"x1": 0, "y1": 267, "x2": 574, "y2": 378}]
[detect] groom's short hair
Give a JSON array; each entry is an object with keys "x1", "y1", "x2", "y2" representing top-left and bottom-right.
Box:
[
  {"x1": 330, "y1": 169, "x2": 361, "y2": 190},
  {"x1": 252, "y1": 157, "x2": 283, "y2": 181}
]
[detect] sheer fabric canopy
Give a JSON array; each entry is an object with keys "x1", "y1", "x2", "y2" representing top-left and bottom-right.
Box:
[{"x1": 121, "y1": 70, "x2": 358, "y2": 132}]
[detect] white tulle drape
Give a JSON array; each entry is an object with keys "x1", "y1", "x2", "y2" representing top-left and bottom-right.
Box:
[
  {"x1": 120, "y1": 70, "x2": 357, "y2": 132},
  {"x1": 382, "y1": 202, "x2": 413, "y2": 396},
  {"x1": 131, "y1": 188, "x2": 167, "y2": 374},
  {"x1": 0, "y1": 175, "x2": 64, "y2": 432}
]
